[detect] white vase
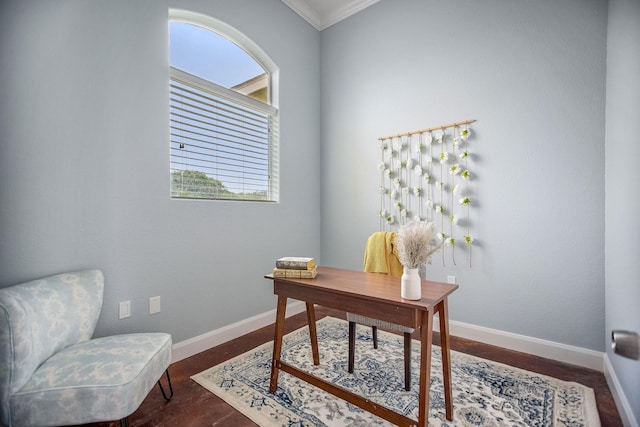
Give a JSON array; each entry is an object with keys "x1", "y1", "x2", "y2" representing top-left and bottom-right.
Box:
[{"x1": 401, "y1": 267, "x2": 421, "y2": 300}]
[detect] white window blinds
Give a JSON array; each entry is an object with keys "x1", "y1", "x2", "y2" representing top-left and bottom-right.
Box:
[{"x1": 170, "y1": 68, "x2": 279, "y2": 201}]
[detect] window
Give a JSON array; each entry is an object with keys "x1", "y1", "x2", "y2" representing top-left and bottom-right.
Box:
[{"x1": 169, "y1": 10, "x2": 279, "y2": 201}]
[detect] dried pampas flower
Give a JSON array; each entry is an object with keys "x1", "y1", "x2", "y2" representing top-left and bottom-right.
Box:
[{"x1": 395, "y1": 220, "x2": 444, "y2": 269}]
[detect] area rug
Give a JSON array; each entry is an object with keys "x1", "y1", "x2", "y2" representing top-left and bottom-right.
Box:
[{"x1": 192, "y1": 317, "x2": 601, "y2": 426}]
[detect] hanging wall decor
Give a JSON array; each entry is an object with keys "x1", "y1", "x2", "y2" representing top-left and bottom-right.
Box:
[{"x1": 378, "y1": 119, "x2": 476, "y2": 267}]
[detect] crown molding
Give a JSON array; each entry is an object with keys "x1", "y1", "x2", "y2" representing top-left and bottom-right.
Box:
[
  {"x1": 282, "y1": 0, "x2": 323, "y2": 30},
  {"x1": 282, "y1": 0, "x2": 380, "y2": 31}
]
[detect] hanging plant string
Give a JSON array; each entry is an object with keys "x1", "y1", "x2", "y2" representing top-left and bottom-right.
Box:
[
  {"x1": 439, "y1": 129, "x2": 446, "y2": 267},
  {"x1": 405, "y1": 135, "x2": 411, "y2": 223},
  {"x1": 461, "y1": 126, "x2": 472, "y2": 267},
  {"x1": 387, "y1": 138, "x2": 395, "y2": 227},
  {"x1": 424, "y1": 132, "x2": 431, "y2": 222},
  {"x1": 396, "y1": 137, "x2": 406, "y2": 224},
  {"x1": 417, "y1": 133, "x2": 424, "y2": 220},
  {"x1": 379, "y1": 139, "x2": 386, "y2": 230},
  {"x1": 449, "y1": 126, "x2": 457, "y2": 266}
]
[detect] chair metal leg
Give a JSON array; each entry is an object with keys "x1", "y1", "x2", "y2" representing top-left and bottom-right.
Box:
[
  {"x1": 372, "y1": 326, "x2": 378, "y2": 349},
  {"x1": 349, "y1": 323, "x2": 411, "y2": 391},
  {"x1": 403, "y1": 332, "x2": 411, "y2": 391},
  {"x1": 158, "y1": 369, "x2": 174, "y2": 401},
  {"x1": 120, "y1": 417, "x2": 129, "y2": 427},
  {"x1": 348, "y1": 321, "x2": 356, "y2": 373}
]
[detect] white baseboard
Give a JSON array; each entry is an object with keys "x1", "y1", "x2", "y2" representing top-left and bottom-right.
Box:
[
  {"x1": 604, "y1": 354, "x2": 639, "y2": 427},
  {"x1": 171, "y1": 301, "x2": 306, "y2": 362},
  {"x1": 173, "y1": 305, "x2": 604, "y2": 373},
  {"x1": 434, "y1": 318, "x2": 605, "y2": 372}
]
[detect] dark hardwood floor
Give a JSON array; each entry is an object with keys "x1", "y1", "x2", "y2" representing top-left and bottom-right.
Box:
[{"x1": 85, "y1": 307, "x2": 623, "y2": 427}]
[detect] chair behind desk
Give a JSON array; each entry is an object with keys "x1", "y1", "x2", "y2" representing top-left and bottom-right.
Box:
[{"x1": 346, "y1": 231, "x2": 414, "y2": 391}]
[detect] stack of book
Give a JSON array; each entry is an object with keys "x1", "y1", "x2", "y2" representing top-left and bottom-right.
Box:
[{"x1": 272, "y1": 257, "x2": 317, "y2": 278}]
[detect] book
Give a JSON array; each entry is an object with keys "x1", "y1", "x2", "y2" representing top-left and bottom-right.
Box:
[
  {"x1": 275, "y1": 257, "x2": 315, "y2": 270},
  {"x1": 272, "y1": 265, "x2": 318, "y2": 278}
]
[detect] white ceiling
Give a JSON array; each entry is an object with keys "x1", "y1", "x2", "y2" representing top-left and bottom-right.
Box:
[{"x1": 281, "y1": 0, "x2": 380, "y2": 31}]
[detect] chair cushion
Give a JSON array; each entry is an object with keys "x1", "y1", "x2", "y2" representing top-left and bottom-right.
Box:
[
  {"x1": 9, "y1": 333, "x2": 171, "y2": 427},
  {"x1": 346, "y1": 313, "x2": 414, "y2": 333}
]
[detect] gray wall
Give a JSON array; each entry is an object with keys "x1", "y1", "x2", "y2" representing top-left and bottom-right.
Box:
[
  {"x1": 605, "y1": 0, "x2": 640, "y2": 422},
  {"x1": 320, "y1": 0, "x2": 608, "y2": 351},
  {"x1": 0, "y1": 0, "x2": 321, "y2": 342}
]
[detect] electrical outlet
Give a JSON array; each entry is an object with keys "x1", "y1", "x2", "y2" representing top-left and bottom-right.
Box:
[
  {"x1": 447, "y1": 275, "x2": 456, "y2": 284},
  {"x1": 119, "y1": 301, "x2": 131, "y2": 319},
  {"x1": 149, "y1": 296, "x2": 161, "y2": 315}
]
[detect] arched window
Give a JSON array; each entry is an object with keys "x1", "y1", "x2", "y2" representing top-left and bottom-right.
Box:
[{"x1": 169, "y1": 10, "x2": 279, "y2": 201}]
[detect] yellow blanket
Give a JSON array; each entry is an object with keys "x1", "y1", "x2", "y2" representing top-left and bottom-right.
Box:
[{"x1": 363, "y1": 231, "x2": 403, "y2": 277}]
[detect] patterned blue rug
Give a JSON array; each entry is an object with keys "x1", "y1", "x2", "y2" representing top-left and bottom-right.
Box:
[{"x1": 192, "y1": 317, "x2": 600, "y2": 426}]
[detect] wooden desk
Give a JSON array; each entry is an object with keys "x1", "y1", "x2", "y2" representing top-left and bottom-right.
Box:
[{"x1": 264, "y1": 266, "x2": 458, "y2": 427}]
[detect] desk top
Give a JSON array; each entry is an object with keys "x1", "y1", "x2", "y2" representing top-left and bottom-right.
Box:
[{"x1": 265, "y1": 266, "x2": 458, "y2": 312}]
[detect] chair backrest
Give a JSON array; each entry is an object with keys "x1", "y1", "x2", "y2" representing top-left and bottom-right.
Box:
[
  {"x1": 363, "y1": 231, "x2": 403, "y2": 277},
  {"x1": 0, "y1": 270, "x2": 104, "y2": 426}
]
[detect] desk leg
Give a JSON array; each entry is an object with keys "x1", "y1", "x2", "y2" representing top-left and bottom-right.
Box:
[
  {"x1": 418, "y1": 308, "x2": 434, "y2": 427},
  {"x1": 306, "y1": 303, "x2": 320, "y2": 365},
  {"x1": 438, "y1": 298, "x2": 454, "y2": 421},
  {"x1": 269, "y1": 295, "x2": 288, "y2": 393}
]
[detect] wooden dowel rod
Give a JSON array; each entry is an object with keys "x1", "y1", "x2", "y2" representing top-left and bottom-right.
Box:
[{"x1": 378, "y1": 119, "x2": 476, "y2": 141}]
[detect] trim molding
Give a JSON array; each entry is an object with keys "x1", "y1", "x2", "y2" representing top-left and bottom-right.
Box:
[
  {"x1": 323, "y1": 0, "x2": 380, "y2": 30},
  {"x1": 281, "y1": 0, "x2": 381, "y2": 31},
  {"x1": 173, "y1": 306, "x2": 605, "y2": 372},
  {"x1": 434, "y1": 319, "x2": 605, "y2": 372},
  {"x1": 281, "y1": 0, "x2": 322, "y2": 30},
  {"x1": 604, "y1": 354, "x2": 639, "y2": 427},
  {"x1": 171, "y1": 301, "x2": 306, "y2": 362}
]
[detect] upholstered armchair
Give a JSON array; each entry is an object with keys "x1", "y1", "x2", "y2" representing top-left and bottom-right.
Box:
[{"x1": 0, "y1": 270, "x2": 173, "y2": 427}]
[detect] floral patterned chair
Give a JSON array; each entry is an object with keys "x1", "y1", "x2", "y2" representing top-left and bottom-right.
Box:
[{"x1": 0, "y1": 270, "x2": 173, "y2": 427}]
